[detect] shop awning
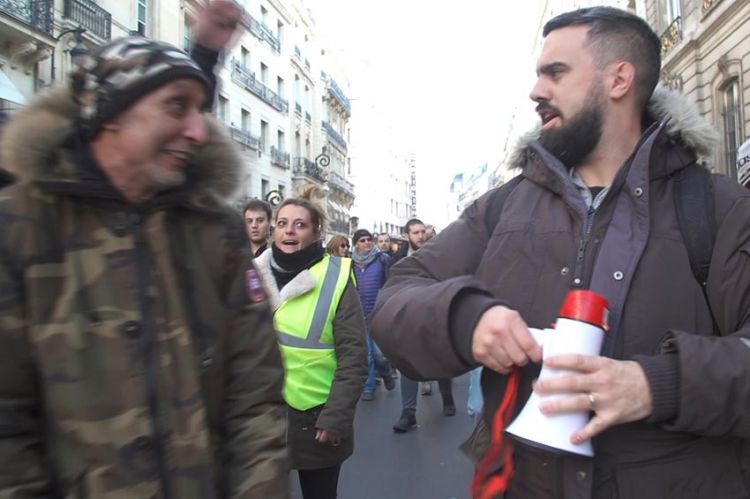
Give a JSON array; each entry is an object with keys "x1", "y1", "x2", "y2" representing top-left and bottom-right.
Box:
[{"x1": 0, "y1": 70, "x2": 26, "y2": 105}]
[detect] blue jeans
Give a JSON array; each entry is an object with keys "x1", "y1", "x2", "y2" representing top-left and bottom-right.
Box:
[
  {"x1": 467, "y1": 367, "x2": 484, "y2": 418},
  {"x1": 363, "y1": 335, "x2": 393, "y2": 394}
]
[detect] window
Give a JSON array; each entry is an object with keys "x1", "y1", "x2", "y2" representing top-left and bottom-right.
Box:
[
  {"x1": 277, "y1": 76, "x2": 285, "y2": 98},
  {"x1": 183, "y1": 16, "x2": 192, "y2": 51},
  {"x1": 304, "y1": 85, "x2": 310, "y2": 112},
  {"x1": 136, "y1": 0, "x2": 148, "y2": 36},
  {"x1": 321, "y1": 96, "x2": 328, "y2": 123},
  {"x1": 261, "y1": 179, "x2": 270, "y2": 199},
  {"x1": 722, "y1": 79, "x2": 743, "y2": 178},
  {"x1": 241, "y1": 47, "x2": 250, "y2": 68},
  {"x1": 277, "y1": 130, "x2": 285, "y2": 150},
  {"x1": 658, "y1": 0, "x2": 681, "y2": 31},
  {"x1": 260, "y1": 63, "x2": 268, "y2": 84},
  {"x1": 294, "y1": 74, "x2": 301, "y2": 108},
  {"x1": 278, "y1": 184, "x2": 286, "y2": 199},
  {"x1": 241, "y1": 109, "x2": 250, "y2": 132},
  {"x1": 218, "y1": 96, "x2": 229, "y2": 124},
  {"x1": 294, "y1": 131, "x2": 301, "y2": 157},
  {"x1": 277, "y1": 21, "x2": 284, "y2": 45},
  {"x1": 261, "y1": 6, "x2": 268, "y2": 25},
  {"x1": 261, "y1": 120, "x2": 269, "y2": 151}
]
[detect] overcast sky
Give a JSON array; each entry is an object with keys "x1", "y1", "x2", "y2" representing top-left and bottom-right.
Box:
[{"x1": 308, "y1": 0, "x2": 545, "y2": 225}]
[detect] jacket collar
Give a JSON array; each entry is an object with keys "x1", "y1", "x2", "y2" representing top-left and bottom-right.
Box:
[
  {"x1": 509, "y1": 86, "x2": 718, "y2": 181},
  {"x1": 0, "y1": 86, "x2": 243, "y2": 210},
  {"x1": 254, "y1": 248, "x2": 318, "y2": 311}
]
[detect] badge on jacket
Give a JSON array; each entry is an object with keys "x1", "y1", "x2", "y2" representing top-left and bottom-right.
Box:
[{"x1": 245, "y1": 267, "x2": 267, "y2": 303}]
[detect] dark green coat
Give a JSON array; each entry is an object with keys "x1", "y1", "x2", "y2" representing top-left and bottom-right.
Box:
[{"x1": 0, "y1": 88, "x2": 289, "y2": 498}]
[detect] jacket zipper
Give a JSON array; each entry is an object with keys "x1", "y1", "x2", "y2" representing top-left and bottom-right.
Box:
[
  {"x1": 572, "y1": 204, "x2": 596, "y2": 288},
  {"x1": 133, "y1": 213, "x2": 172, "y2": 499}
]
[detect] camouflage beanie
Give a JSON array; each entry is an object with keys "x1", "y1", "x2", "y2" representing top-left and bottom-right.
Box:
[{"x1": 71, "y1": 36, "x2": 210, "y2": 139}]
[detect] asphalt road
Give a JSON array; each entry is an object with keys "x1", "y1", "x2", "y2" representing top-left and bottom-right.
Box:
[{"x1": 290, "y1": 373, "x2": 477, "y2": 499}]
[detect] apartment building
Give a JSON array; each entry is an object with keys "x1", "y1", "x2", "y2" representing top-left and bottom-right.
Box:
[
  {"x1": 640, "y1": 0, "x2": 749, "y2": 177},
  {"x1": 0, "y1": 0, "x2": 355, "y2": 236}
]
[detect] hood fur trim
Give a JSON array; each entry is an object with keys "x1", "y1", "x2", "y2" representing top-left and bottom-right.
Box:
[
  {"x1": 0, "y1": 85, "x2": 244, "y2": 202},
  {"x1": 508, "y1": 86, "x2": 719, "y2": 170},
  {"x1": 254, "y1": 248, "x2": 318, "y2": 311}
]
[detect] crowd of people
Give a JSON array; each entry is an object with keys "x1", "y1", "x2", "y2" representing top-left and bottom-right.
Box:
[{"x1": 0, "y1": 2, "x2": 749, "y2": 499}]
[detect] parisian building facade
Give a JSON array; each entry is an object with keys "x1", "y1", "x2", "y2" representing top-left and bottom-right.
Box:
[
  {"x1": 0, "y1": 0, "x2": 355, "y2": 238},
  {"x1": 640, "y1": 0, "x2": 749, "y2": 178}
]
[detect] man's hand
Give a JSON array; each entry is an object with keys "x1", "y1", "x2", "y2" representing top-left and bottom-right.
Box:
[
  {"x1": 534, "y1": 355, "x2": 654, "y2": 444},
  {"x1": 471, "y1": 305, "x2": 542, "y2": 374},
  {"x1": 193, "y1": 0, "x2": 242, "y2": 52}
]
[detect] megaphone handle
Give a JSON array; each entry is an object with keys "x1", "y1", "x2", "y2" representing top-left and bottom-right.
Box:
[{"x1": 471, "y1": 367, "x2": 520, "y2": 499}]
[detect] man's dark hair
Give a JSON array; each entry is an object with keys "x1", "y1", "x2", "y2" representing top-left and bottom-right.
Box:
[
  {"x1": 243, "y1": 199, "x2": 272, "y2": 219},
  {"x1": 404, "y1": 218, "x2": 424, "y2": 234},
  {"x1": 543, "y1": 7, "x2": 661, "y2": 109}
]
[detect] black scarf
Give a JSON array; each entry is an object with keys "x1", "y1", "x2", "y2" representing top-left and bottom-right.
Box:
[{"x1": 271, "y1": 241, "x2": 325, "y2": 289}]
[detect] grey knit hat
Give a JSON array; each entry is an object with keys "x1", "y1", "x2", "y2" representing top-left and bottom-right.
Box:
[{"x1": 71, "y1": 36, "x2": 210, "y2": 139}]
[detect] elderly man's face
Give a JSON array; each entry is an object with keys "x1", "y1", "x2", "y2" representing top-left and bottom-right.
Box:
[{"x1": 100, "y1": 79, "x2": 207, "y2": 193}]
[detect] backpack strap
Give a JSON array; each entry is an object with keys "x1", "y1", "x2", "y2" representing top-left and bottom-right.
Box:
[
  {"x1": 672, "y1": 163, "x2": 719, "y2": 333},
  {"x1": 483, "y1": 174, "x2": 524, "y2": 234}
]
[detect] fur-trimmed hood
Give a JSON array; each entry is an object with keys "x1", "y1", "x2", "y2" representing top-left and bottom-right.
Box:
[
  {"x1": 0, "y1": 85, "x2": 243, "y2": 204},
  {"x1": 254, "y1": 248, "x2": 318, "y2": 311},
  {"x1": 508, "y1": 86, "x2": 719, "y2": 171}
]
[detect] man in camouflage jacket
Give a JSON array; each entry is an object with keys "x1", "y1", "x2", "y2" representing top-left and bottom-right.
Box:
[{"x1": 0, "y1": 26, "x2": 288, "y2": 499}]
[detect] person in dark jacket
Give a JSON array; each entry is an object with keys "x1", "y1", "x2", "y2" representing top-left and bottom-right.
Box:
[
  {"x1": 244, "y1": 198, "x2": 272, "y2": 257},
  {"x1": 391, "y1": 218, "x2": 456, "y2": 432},
  {"x1": 254, "y1": 188, "x2": 367, "y2": 499},
  {"x1": 0, "y1": 2, "x2": 289, "y2": 497},
  {"x1": 372, "y1": 7, "x2": 750, "y2": 499},
  {"x1": 350, "y1": 229, "x2": 395, "y2": 401}
]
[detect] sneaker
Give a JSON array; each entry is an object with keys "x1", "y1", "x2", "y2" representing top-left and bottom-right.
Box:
[
  {"x1": 442, "y1": 404, "x2": 456, "y2": 416},
  {"x1": 383, "y1": 377, "x2": 396, "y2": 391},
  {"x1": 421, "y1": 381, "x2": 433, "y2": 396},
  {"x1": 361, "y1": 392, "x2": 375, "y2": 402},
  {"x1": 393, "y1": 412, "x2": 417, "y2": 433}
]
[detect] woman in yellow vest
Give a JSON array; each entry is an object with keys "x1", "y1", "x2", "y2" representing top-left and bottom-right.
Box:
[{"x1": 254, "y1": 188, "x2": 367, "y2": 499}]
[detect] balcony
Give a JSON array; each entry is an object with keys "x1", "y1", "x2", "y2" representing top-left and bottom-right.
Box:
[
  {"x1": 230, "y1": 126, "x2": 261, "y2": 150},
  {"x1": 329, "y1": 171, "x2": 355, "y2": 198},
  {"x1": 660, "y1": 17, "x2": 682, "y2": 56},
  {"x1": 270, "y1": 146, "x2": 290, "y2": 169},
  {"x1": 322, "y1": 121, "x2": 348, "y2": 153},
  {"x1": 329, "y1": 219, "x2": 350, "y2": 235},
  {"x1": 293, "y1": 157, "x2": 327, "y2": 183},
  {"x1": 241, "y1": 9, "x2": 279, "y2": 52},
  {"x1": 64, "y1": 0, "x2": 111, "y2": 40},
  {"x1": 231, "y1": 58, "x2": 288, "y2": 113},
  {"x1": 326, "y1": 78, "x2": 351, "y2": 117},
  {"x1": 0, "y1": 0, "x2": 53, "y2": 34}
]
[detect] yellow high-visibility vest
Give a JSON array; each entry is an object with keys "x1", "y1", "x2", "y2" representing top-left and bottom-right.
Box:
[{"x1": 274, "y1": 255, "x2": 352, "y2": 410}]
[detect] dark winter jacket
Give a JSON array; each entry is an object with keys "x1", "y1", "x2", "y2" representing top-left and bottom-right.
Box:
[
  {"x1": 353, "y1": 253, "x2": 390, "y2": 317},
  {"x1": 0, "y1": 87, "x2": 289, "y2": 498},
  {"x1": 254, "y1": 249, "x2": 368, "y2": 470},
  {"x1": 0, "y1": 168, "x2": 13, "y2": 189},
  {"x1": 372, "y1": 87, "x2": 750, "y2": 499}
]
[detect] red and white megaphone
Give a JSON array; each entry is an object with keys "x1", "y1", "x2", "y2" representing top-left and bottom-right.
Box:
[{"x1": 505, "y1": 289, "x2": 609, "y2": 456}]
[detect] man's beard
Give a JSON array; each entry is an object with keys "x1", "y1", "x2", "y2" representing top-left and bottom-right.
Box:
[{"x1": 538, "y1": 87, "x2": 604, "y2": 169}]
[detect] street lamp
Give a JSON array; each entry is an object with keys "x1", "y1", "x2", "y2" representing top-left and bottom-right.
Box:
[{"x1": 50, "y1": 26, "x2": 89, "y2": 82}]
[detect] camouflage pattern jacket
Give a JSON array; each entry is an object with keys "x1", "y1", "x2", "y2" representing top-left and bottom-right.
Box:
[{"x1": 0, "y1": 88, "x2": 289, "y2": 498}]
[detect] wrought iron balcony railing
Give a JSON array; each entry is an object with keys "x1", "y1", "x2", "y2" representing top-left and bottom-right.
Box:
[
  {"x1": 230, "y1": 126, "x2": 261, "y2": 150},
  {"x1": 270, "y1": 146, "x2": 290, "y2": 169},
  {"x1": 293, "y1": 157, "x2": 327, "y2": 183},
  {"x1": 64, "y1": 0, "x2": 111, "y2": 39},
  {"x1": 0, "y1": 0, "x2": 53, "y2": 34},
  {"x1": 241, "y1": 9, "x2": 279, "y2": 52},
  {"x1": 322, "y1": 121, "x2": 348, "y2": 153},
  {"x1": 660, "y1": 17, "x2": 682, "y2": 56},
  {"x1": 703, "y1": 0, "x2": 722, "y2": 12},
  {"x1": 328, "y1": 219, "x2": 350, "y2": 235},
  {"x1": 329, "y1": 171, "x2": 355, "y2": 197},
  {"x1": 326, "y1": 78, "x2": 351, "y2": 116},
  {"x1": 231, "y1": 59, "x2": 288, "y2": 113}
]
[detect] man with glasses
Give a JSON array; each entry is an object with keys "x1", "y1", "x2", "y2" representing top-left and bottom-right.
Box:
[{"x1": 350, "y1": 229, "x2": 395, "y2": 401}]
